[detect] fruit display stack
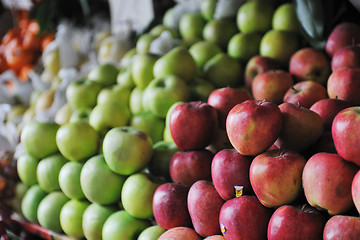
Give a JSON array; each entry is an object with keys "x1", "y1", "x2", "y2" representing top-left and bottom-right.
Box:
[{"x1": 1, "y1": 0, "x2": 360, "y2": 239}]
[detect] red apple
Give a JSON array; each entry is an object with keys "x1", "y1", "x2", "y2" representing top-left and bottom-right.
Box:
[
  {"x1": 152, "y1": 182, "x2": 191, "y2": 229},
  {"x1": 323, "y1": 215, "x2": 360, "y2": 240},
  {"x1": 219, "y1": 195, "x2": 272, "y2": 240},
  {"x1": 207, "y1": 87, "x2": 252, "y2": 129},
  {"x1": 187, "y1": 180, "x2": 225, "y2": 237},
  {"x1": 158, "y1": 227, "x2": 202, "y2": 240},
  {"x1": 169, "y1": 149, "x2": 213, "y2": 187},
  {"x1": 251, "y1": 69, "x2": 294, "y2": 105},
  {"x1": 276, "y1": 102, "x2": 323, "y2": 153},
  {"x1": 289, "y1": 47, "x2": 331, "y2": 84},
  {"x1": 352, "y1": 170, "x2": 360, "y2": 214},
  {"x1": 170, "y1": 101, "x2": 218, "y2": 151},
  {"x1": 226, "y1": 100, "x2": 283, "y2": 156},
  {"x1": 332, "y1": 44, "x2": 360, "y2": 71},
  {"x1": 211, "y1": 148, "x2": 253, "y2": 201},
  {"x1": 249, "y1": 150, "x2": 306, "y2": 208},
  {"x1": 283, "y1": 80, "x2": 327, "y2": 109},
  {"x1": 310, "y1": 98, "x2": 352, "y2": 130},
  {"x1": 325, "y1": 22, "x2": 360, "y2": 57},
  {"x1": 327, "y1": 67, "x2": 360, "y2": 105},
  {"x1": 204, "y1": 235, "x2": 225, "y2": 240},
  {"x1": 302, "y1": 152, "x2": 359, "y2": 215},
  {"x1": 244, "y1": 55, "x2": 282, "y2": 89},
  {"x1": 267, "y1": 204, "x2": 328, "y2": 240},
  {"x1": 332, "y1": 106, "x2": 360, "y2": 166}
]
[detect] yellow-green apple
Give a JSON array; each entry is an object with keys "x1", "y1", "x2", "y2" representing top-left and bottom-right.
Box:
[
  {"x1": 219, "y1": 195, "x2": 272, "y2": 240},
  {"x1": 187, "y1": 180, "x2": 225, "y2": 237},
  {"x1": 149, "y1": 24, "x2": 178, "y2": 39},
  {"x1": 54, "y1": 103, "x2": 72, "y2": 125},
  {"x1": 226, "y1": 100, "x2": 283, "y2": 156},
  {"x1": 272, "y1": 2, "x2": 299, "y2": 33},
  {"x1": 129, "y1": 87, "x2": 145, "y2": 114},
  {"x1": 138, "y1": 225, "x2": 166, "y2": 240},
  {"x1": 66, "y1": 78, "x2": 102, "y2": 110},
  {"x1": 60, "y1": 199, "x2": 90, "y2": 238},
  {"x1": 69, "y1": 108, "x2": 91, "y2": 123},
  {"x1": 169, "y1": 101, "x2": 218, "y2": 151},
  {"x1": 87, "y1": 63, "x2": 119, "y2": 87},
  {"x1": 302, "y1": 152, "x2": 359, "y2": 215},
  {"x1": 152, "y1": 182, "x2": 192, "y2": 229},
  {"x1": 131, "y1": 53, "x2": 157, "y2": 89},
  {"x1": 102, "y1": 210, "x2": 150, "y2": 240},
  {"x1": 21, "y1": 184, "x2": 47, "y2": 223},
  {"x1": 310, "y1": 98, "x2": 351, "y2": 130},
  {"x1": 249, "y1": 150, "x2": 306, "y2": 208},
  {"x1": 352, "y1": 170, "x2": 360, "y2": 214},
  {"x1": 21, "y1": 121, "x2": 59, "y2": 159},
  {"x1": 169, "y1": 150, "x2": 213, "y2": 186},
  {"x1": 203, "y1": 52, "x2": 243, "y2": 88},
  {"x1": 142, "y1": 75, "x2": 190, "y2": 118},
  {"x1": 59, "y1": 161, "x2": 85, "y2": 200},
  {"x1": 332, "y1": 106, "x2": 360, "y2": 166},
  {"x1": 244, "y1": 54, "x2": 282, "y2": 89},
  {"x1": 136, "y1": 33, "x2": 157, "y2": 54},
  {"x1": 289, "y1": 47, "x2": 331, "y2": 84},
  {"x1": 237, "y1": 0, "x2": 274, "y2": 33},
  {"x1": 283, "y1": 80, "x2": 328, "y2": 109},
  {"x1": 267, "y1": 204, "x2": 327, "y2": 240},
  {"x1": 200, "y1": 0, "x2": 217, "y2": 20},
  {"x1": 120, "y1": 48, "x2": 137, "y2": 68},
  {"x1": 211, "y1": 148, "x2": 253, "y2": 200},
  {"x1": 276, "y1": 102, "x2": 323, "y2": 152},
  {"x1": 260, "y1": 30, "x2": 300, "y2": 66},
  {"x1": 179, "y1": 13, "x2": 206, "y2": 43},
  {"x1": 153, "y1": 46, "x2": 197, "y2": 82},
  {"x1": 80, "y1": 154, "x2": 126, "y2": 205},
  {"x1": 252, "y1": 69, "x2": 293, "y2": 105},
  {"x1": 102, "y1": 126, "x2": 153, "y2": 175},
  {"x1": 202, "y1": 18, "x2": 238, "y2": 50},
  {"x1": 97, "y1": 84, "x2": 131, "y2": 106},
  {"x1": 325, "y1": 22, "x2": 360, "y2": 57},
  {"x1": 189, "y1": 40, "x2": 222, "y2": 69},
  {"x1": 130, "y1": 111, "x2": 165, "y2": 144},
  {"x1": 323, "y1": 215, "x2": 360, "y2": 240},
  {"x1": 188, "y1": 77, "x2": 216, "y2": 102},
  {"x1": 163, "y1": 101, "x2": 183, "y2": 142},
  {"x1": 332, "y1": 44, "x2": 360, "y2": 71},
  {"x1": 121, "y1": 172, "x2": 163, "y2": 219},
  {"x1": 158, "y1": 227, "x2": 202, "y2": 240},
  {"x1": 227, "y1": 32, "x2": 262, "y2": 62},
  {"x1": 116, "y1": 66, "x2": 135, "y2": 89},
  {"x1": 17, "y1": 154, "x2": 39, "y2": 186},
  {"x1": 207, "y1": 87, "x2": 252, "y2": 129},
  {"x1": 56, "y1": 121, "x2": 99, "y2": 161},
  {"x1": 327, "y1": 67, "x2": 360, "y2": 105}
]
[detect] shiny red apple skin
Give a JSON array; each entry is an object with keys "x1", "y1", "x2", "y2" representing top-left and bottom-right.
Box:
[
  {"x1": 323, "y1": 215, "x2": 360, "y2": 240},
  {"x1": 211, "y1": 148, "x2": 253, "y2": 201},
  {"x1": 219, "y1": 195, "x2": 272, "y2": 240},
  {"x1": 289, "y1": 47, "x2": 331, "y2": 85},
  {"x1": 187, "y1": 180, "x2": 225, "y2": 237},
  {"x1": 332, "y1": 106, "x2": 360, "y2": 166},
  {"x1": 226, "y1": 100, "x2": 283, "y2": 156},
  {"x1": 249, "y1": 150, "x2": 306, "y2": 208},
  {"x1": 170, "y1": 101, "x2": 218, "y2": 151},
  {"x1": 352, "y1": 170, "x2": 360, "y2": 214},
  {"x1": 331, "y1": 44, "x2": 360, "y2": 71},
  {"x1": 169, "y1": 149, "x2": 213, "y2": 187},
  {"x1": 267, "y1": 204, "x2": 328, "y2": 240},
  {"x1": 302, "y1": 152, "x2": 359, "y2": 215},
  {"x1": 158, "y1": 227, "x2": 202, "y2": 240}
]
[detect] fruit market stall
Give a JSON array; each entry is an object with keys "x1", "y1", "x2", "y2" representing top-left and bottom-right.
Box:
[{"x1": 1, "y1": 0, "x2": 360, "y2": 239}]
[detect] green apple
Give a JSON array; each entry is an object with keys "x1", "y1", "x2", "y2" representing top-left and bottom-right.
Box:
[
  {"x1": 162, "y1": 7, "x2": 180, "y2": 30},
  {"x1": 69, "y1": 108, "x2": 91, "y2": 123},
  {"x1": 153, "y1": 46, "x2": 197, "y2": 82},
  {"x1": 138, "y1": 225, "x2": 166, "y2": 240},
  {"x1": 200, "y1": 0, "x2": 218, "y2": 20},
  {"x1": 80, "y1": 154, "x2": 126, "y2": 205},
  {"x1": 203, "y1": 52, "x2": 243, "y2": 87},
  {"x1": 131, "y1": 53, "x2": 158, "y2": 89},
  {"x1": 236, "y1": 0, "x2": 274, "y2": 33},
  {"x1": 82, "y1": 203, "x2": 117, "y2": 240},
  {"x1": 59, "y1": 161, "x2": 85, "y2": 200},
  {"x1": 149, "y1": 24, "x2": 179, "y2": 39},
  {"x1": 129, "y1": 87, "x2": 145, "y2": 114},
  {"x1": 102, "y1": 126, "x2": 153, "y2": 175},
  {"x1": 142, "y1": 75, "x2": 190, "y2": 118},
  {"x1": 272, "y1": 2, "x2": 300, "y2": 34},
  {"x1": 56, "y1": 121, "x2": 99, "y2": 162},
  {"x1": 179, "y1": 13, "x2": 206, "y2": 42},
  {"x1": 17, "y1": 154, "x2": 39, "y2": 186},
  {"x1": 260, "y1": 29, "x2": 300, "y2": 66},
  {"x1": 202, "y1": 18, "x2": 238, "y2": 50},
  {"x1": 120, "y1": 48, "x2": 137, "y2": 68},
  {"x1": 87, "y1": 63, "x2": 119, "y2": 87},
  {"x1": 102, "y1": 210, "x2": 150, "y2": 240},
  {"x1": 21, "y1": 121, "x2": 59, "y2": 159},
  {"x1": 21, "y1": 184, "x2": 47, "y2": 223},
  {"x1": 60, "y1": 199, "x2": 90, "y2": 238},
  {"x1": 54, "y1": 103, "x2": 72, "y2": 125},
  {"x1": 66, "y1": 78, "x2": 102, "y2": 110},
  {"x1": 189, "y1": 40, "x2": 222, "y2": 69},
  {"x1": 37, "y1": 191, "x2": 70, "y2": 233},
  {"x1": 97, "y1": 84, "x2": 131, "y2": 106},
  {"x1": 121, "y1": 172, "x2": 163, "y2": 219},
  {"x1": 188, "y1": 77, "x2": 216, "y2": 102},
  {"x1": 117, "y1": 66, "x2": 136, "y2": 89},
  {"x1": 130, "y1": 111, "x2": 165, "y2": 144},
  {"x1": 136, "y1": 33, "x2": 157, "y2": 54},
  {"x1": 227, "y1": 32, "x2": 262, "y2": 62},
  {"x1": 163, "y1": 101, "x2": 183, "y2": 142}
]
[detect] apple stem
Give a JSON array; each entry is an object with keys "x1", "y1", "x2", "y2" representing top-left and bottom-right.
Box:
[{"x1": 297, "y1": 101, "x2": 302, "y2": 108}]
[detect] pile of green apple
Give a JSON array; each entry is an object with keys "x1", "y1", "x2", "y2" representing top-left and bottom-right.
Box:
[{"x1": 13, "y1": 0, "x2": 360, "y2": 239}]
